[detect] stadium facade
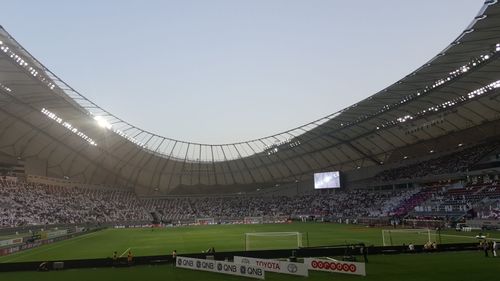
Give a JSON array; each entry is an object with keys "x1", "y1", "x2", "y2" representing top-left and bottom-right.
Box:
[{"x1": 0, "y1": 1, "x2": 500, "y2": 195}]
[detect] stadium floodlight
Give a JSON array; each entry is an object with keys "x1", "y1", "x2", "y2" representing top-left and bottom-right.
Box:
[
  {"x1": 41, "y1": 108, "x2": 97, "y2": 146},
  {"x1": 94, "y1": 116, "x2": 112, "y2": 129}
]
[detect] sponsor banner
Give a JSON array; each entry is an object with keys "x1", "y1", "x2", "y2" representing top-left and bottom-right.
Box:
[
  {"x1": 0, "y1": 245, "x2": 20, "y2": 256},
  {"x1": 47, "y1": 229, "x2": 68, "y2": 239},
  {"x1": 176, "y1": 256, "x2": 217, "y2": 273},
  {"x1": 0, "y1": 238, "x2": 23, "y2": 247},
  {"x1": 0, "y1": 241, "x2": 46, "y2": 257},
  {"x1": 304, "y1": 258, "x2": 366, "y2": 276},
  {"x1": 176, "y1": 256, "x2": 265, "y2": 280},
  {"x1": 12, "y1": 238, "x2": 23, "y2": 244},
  {"x1": 214, "y1": 260, "x2": 265, "y2": 280},
  {"x1": 234, "y1": 256, "x2": 308, "y2": 277},
  {"x1": 0, "y1": 232, "x2": 90, "y2": 257}
]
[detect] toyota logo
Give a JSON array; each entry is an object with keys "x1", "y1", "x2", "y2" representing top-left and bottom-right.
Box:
[{"x1": 287, "y1": 264, "x2": 298, "y2": 273}]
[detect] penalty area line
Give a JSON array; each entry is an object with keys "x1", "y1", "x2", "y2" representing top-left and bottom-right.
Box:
[
  {"x1": 437, "y1": 233, "x2": 500, "y2": 241},
  {"x1": 120, "y1": 247, "x2": 131, "y2": 257}
]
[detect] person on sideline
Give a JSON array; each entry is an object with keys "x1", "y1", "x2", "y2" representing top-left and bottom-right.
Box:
[
  {"x1": 127, "y1": 250, "x2": 133, "y2": 265},
  {"x1": 492, "y1": 241, "x2": 497, "y2": 257},
  {"x1": 172, "y1": 250, "x2": 177, "y2": 266},
  {"x1": 112, "y1": 251, "x2": 118, "y2": 265}
]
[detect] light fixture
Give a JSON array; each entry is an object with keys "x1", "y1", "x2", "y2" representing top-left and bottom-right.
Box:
[{"x1": 94, "y1": 116, "x2": 112, "y2": 129}]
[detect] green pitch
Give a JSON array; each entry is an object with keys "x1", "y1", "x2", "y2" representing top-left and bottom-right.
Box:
[
  {"x1": 1, "y1": 251, "x2": 499, "y2": 281},
  {"x1": 0, "y1": 223, "x2": 499, "y2": 281},
  {"x1": 0, "y1": 223, "x2": 497, "y2": 263}
]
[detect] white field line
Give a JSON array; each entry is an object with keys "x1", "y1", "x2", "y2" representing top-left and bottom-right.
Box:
[
  {"x1": 437, "y1": 233, "x2": 500, "y2": 241},
  {"x1": 119, "y1": 247, "x2": 131, "y2": 258},
  {"x1": 0, "y1": 230, "x2": 103, "y2": 262},
  {"x1": 409, "y1": 231, "x2": 500, "y2": 241}
]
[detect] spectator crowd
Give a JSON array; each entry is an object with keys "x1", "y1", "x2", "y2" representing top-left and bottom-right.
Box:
[
  {"x1": 1, "y1": 140, "x2": 499, "y2": 229},
  {"x1": 377, "y1": 142, "x2": 498, "y2": 181},
  {"x1": 1, "y1": 178, "x2": 418, "y2": 229}
]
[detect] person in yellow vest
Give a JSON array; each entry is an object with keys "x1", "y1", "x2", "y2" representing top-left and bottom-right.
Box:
[
  {"x1": 127, "y1": 250, "x2": 133, "y2": 265},
  {"x1": 172, "y1": 250, "x2": 177, "y2": 267}
]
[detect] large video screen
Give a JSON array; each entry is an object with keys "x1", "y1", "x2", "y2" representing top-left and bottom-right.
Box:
[{"x1": 314, "y1": 171, "x2": 341, "y2": 189}]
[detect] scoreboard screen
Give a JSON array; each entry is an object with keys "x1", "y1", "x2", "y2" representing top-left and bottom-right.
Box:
[{"x1": 314, "y1": 171, "x2": 341, "y2": 189}]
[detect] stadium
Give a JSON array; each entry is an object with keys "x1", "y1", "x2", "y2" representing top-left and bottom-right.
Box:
[{"x1": 1, "y1": 1, "x2": 500, "y2": 281}]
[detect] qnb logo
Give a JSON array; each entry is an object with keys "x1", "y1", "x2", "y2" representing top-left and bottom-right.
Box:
[
  {"x1": 180, "y1": 259, "x2": 194, "y2": 267},
  {"x1": 203, "y1": 261, "x2": 214, "y2": 270},
  {"x1": 287, "y1": 264, "x2": 298, "y2": 273},
  {"x1": 311, "y1": 260, "x2": 357, "y2": 272},
  {"x1": 240, "y1": 265, "x2": 264, "y2": 276},
  {"x1": 218, "y1": 263, "x2": 237, "y2": 272},
  {"x1": 241, "y1": 258, "x2": 250, "y2": 264},
  {"x1": 195, "y1": 260, "x2": 214, "y2": 270}
]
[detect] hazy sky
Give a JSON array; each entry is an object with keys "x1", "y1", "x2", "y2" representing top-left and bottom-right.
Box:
[{"x1": 1, "y1": 0, "x2": 485, "y2": 144}]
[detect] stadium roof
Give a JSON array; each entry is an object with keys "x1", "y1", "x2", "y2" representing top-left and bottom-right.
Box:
[{"x1": 0, "y1": 0, "x2": 500, "y2": 194}]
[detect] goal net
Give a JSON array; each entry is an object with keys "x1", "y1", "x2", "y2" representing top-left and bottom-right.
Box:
[
  {"x1": 244, "y1": 216, "x2": 264, "y2": 224},
  {"x1": 195, "y1": 218, "x2": 215, "y2": 225},
  {"x1": 382, "y1": 228, "x2": 439, "y2": 246},
  {"x1": 245, "y1": 232, "x2": 303, "y2": 251}
]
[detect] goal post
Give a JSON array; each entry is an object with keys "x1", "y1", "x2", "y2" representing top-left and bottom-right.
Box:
[
  {"x1": 195, "y1": 218, "x2": 215, "y2": 225},
  {"x1": 243, "y1": 216, "x2": 264, "y2": 224},
  {"x1": 244, "y1": 232, "x2": 303, "y2": 251},
  {"x1": 382, "y1": 228, "x2": 438, "y2": 246}
]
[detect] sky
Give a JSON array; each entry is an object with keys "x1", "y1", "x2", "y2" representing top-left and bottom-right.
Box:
[{"x1": 1, "y1": 0, "x2": 485, "y2": 144}]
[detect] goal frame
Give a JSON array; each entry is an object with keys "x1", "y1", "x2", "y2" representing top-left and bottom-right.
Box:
[
  {"x1": 244, "y1": 232, "x2": 303, "y2": 251},
  {"x1": 243, "y1": 216, "x2": 264, "y2": 224},
  {"x1": 382, "y1": 228, "x2": 436, "y2": 246},
  {"x1": 195, "y1": 218, "x2": 215, "y2": 225}
]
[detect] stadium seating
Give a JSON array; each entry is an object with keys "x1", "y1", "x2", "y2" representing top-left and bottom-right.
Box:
[
  {"x1": 0, "y1": 177, "x2": 421, "y2": 228},
  {"x1": 0, "y1": 179, "x2": 150, "y2": 228},
  {"x1": 2, "y1": 170, "x2": 500, "y2": 229},
  {"x1": 411, "y1": 183, "x2": 500, "y2": 220},
  {"x1": 376, "y1": 142, "x2": 498, "y2": 182}
]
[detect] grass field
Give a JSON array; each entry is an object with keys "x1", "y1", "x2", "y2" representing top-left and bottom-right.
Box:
[
  {"x1": 1, "y1": 223, "x2": 498, "y2": 263},
  {"x1": 1, "y1": 251, "x2": 499, "y2": 281},
  {"x1": 0, "y1": 223, "x2": 499, "y2": 281}
]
